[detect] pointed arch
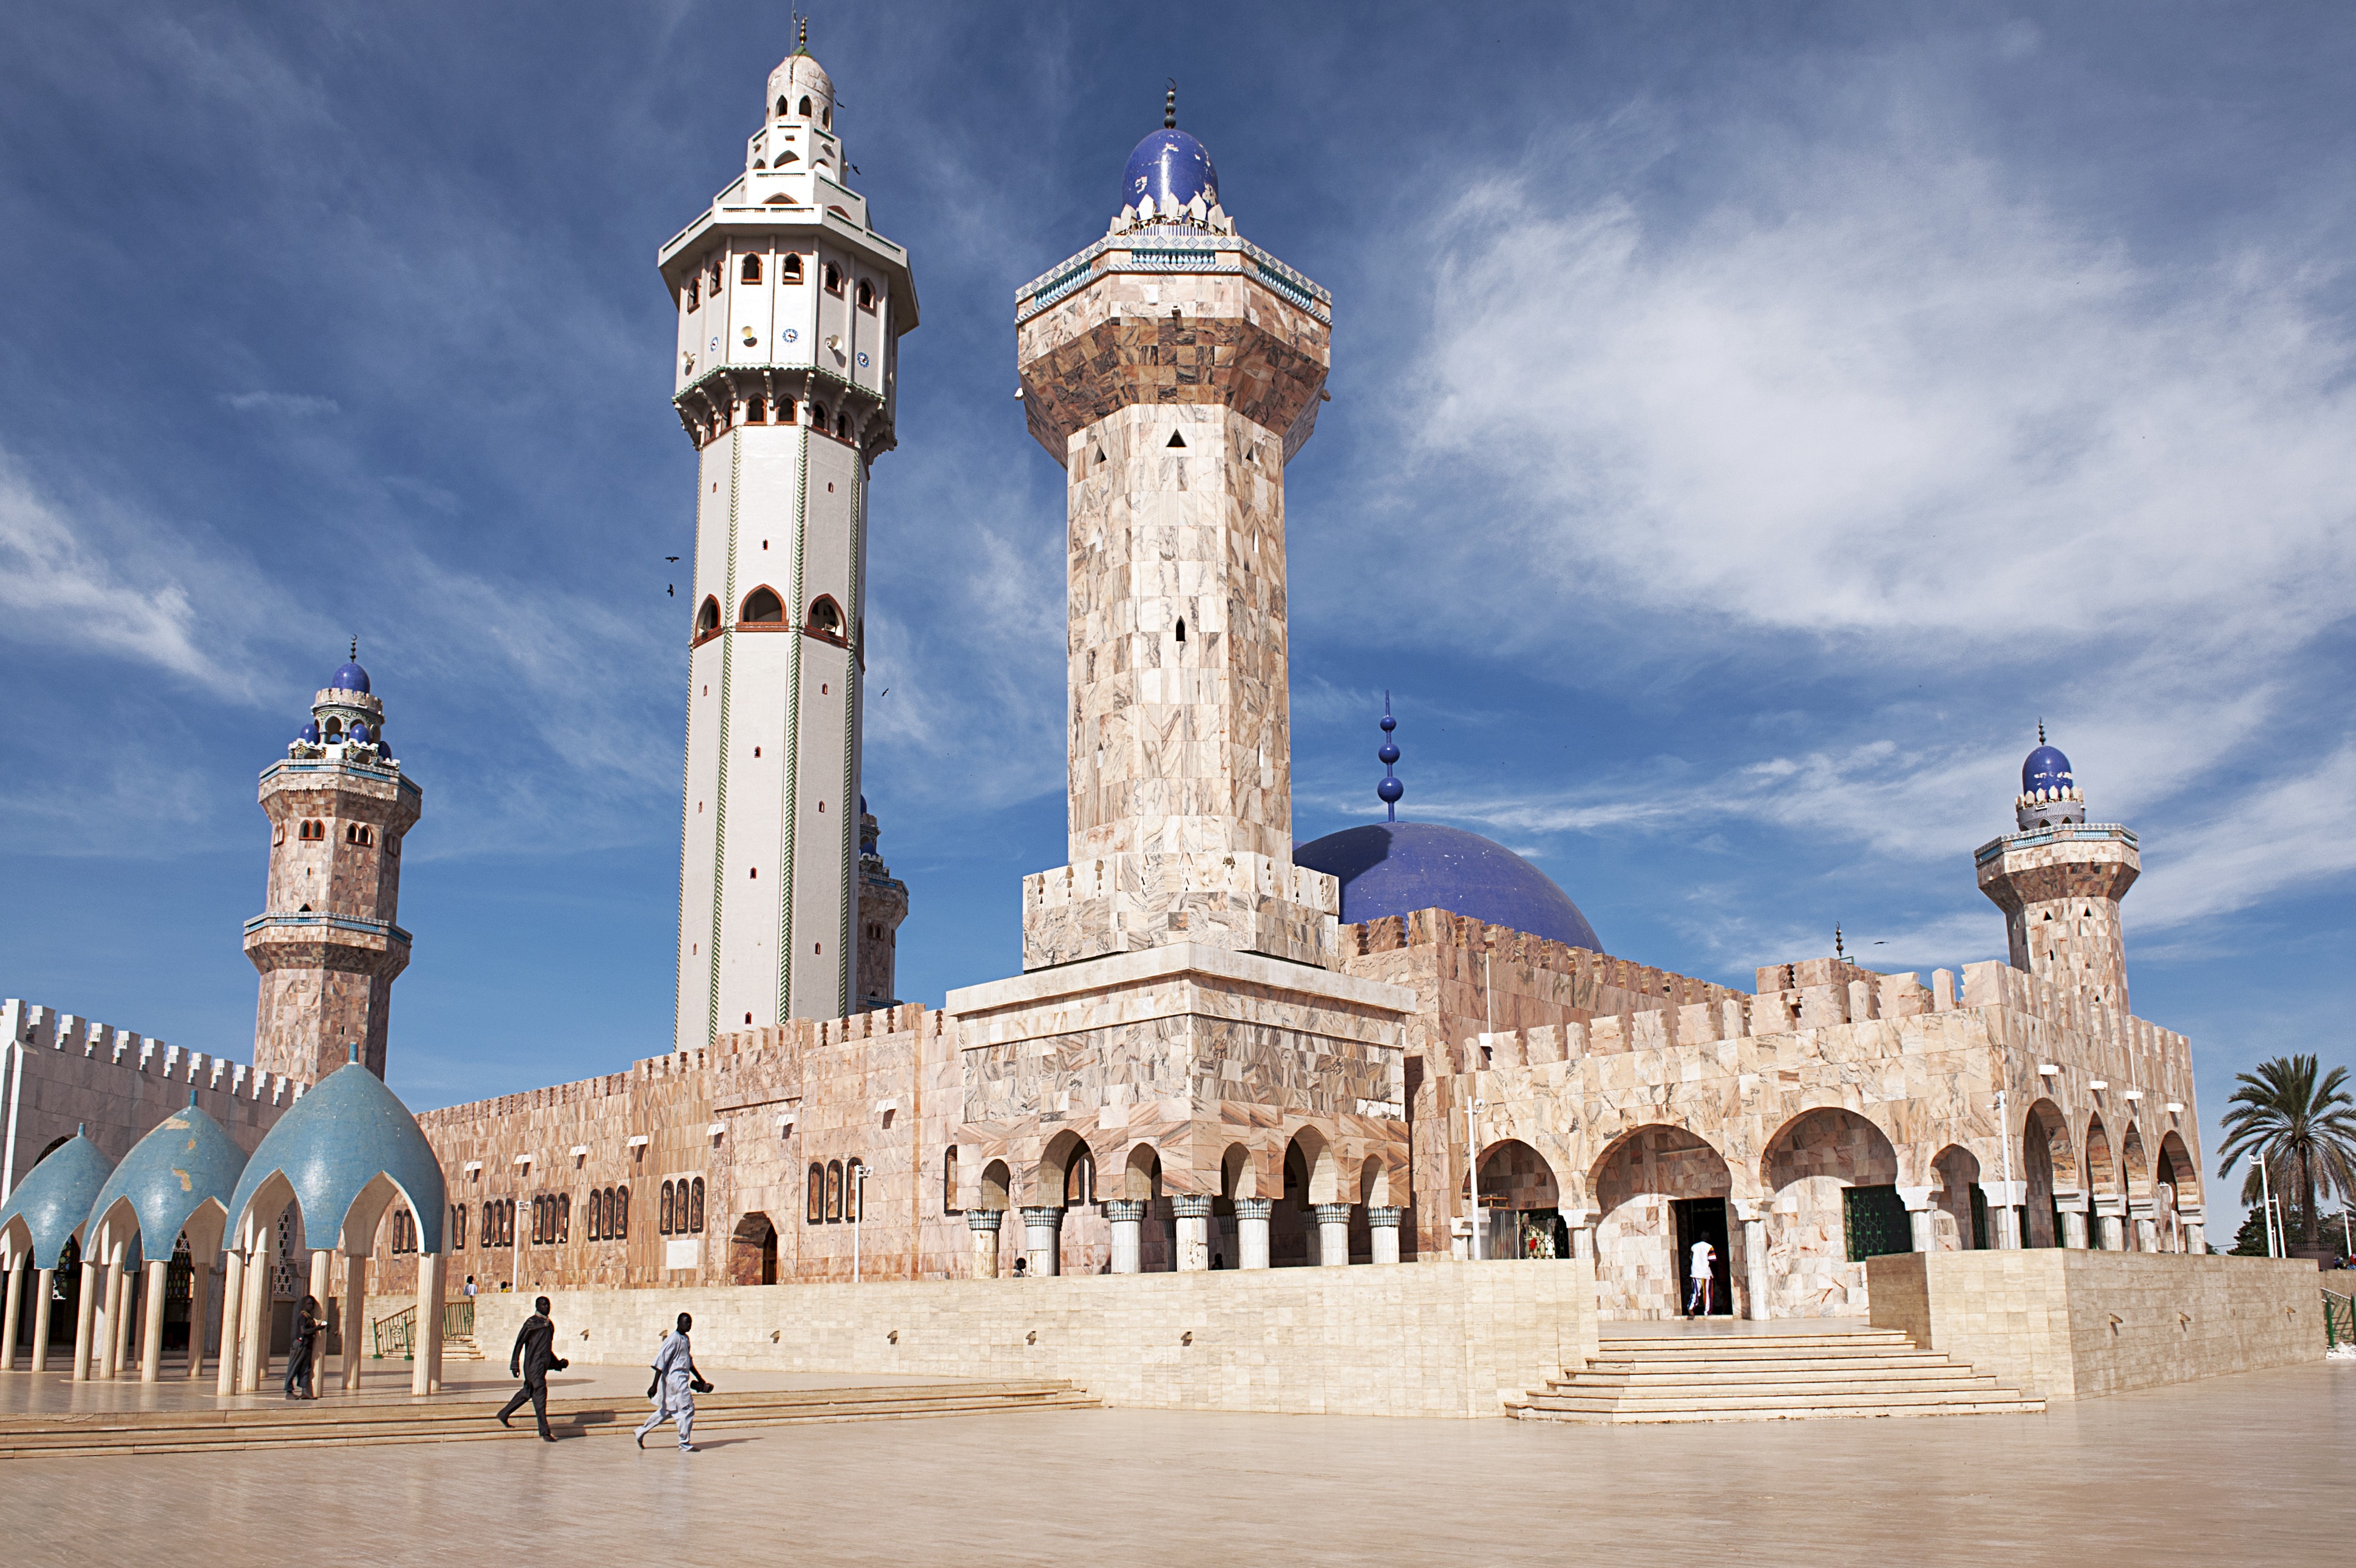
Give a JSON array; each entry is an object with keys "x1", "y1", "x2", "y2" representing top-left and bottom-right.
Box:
[{"x1": 740, "y1": 586, "x2": 784, "y2": 624}]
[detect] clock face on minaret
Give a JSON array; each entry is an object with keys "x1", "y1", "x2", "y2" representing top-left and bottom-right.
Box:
[
  {"x1": 1013, "y1": 118, "x2": 1342, "y2": 973},
  {"x1": 660, "y1": 39, "x2": 919, "y2": 1048}
]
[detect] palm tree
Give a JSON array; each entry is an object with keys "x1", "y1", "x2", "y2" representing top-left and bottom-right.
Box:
[{"x1": 2217, "y1": 1054, "x2": 2356, "y2": 1247}]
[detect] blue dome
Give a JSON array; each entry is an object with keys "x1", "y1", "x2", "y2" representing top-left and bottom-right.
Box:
[
  {"x1": 0, "y1": 1130, "x2": 113, "y2": 1269},
  {"x1": 2022, "y1": 745, "x2": 2074, "y2": 795},
  {"x1": 331, "y1": 660, "x2": 370, "y2": 694},
  {"x1": 227, "y1": 1059, "x2": 446, "y2": 1254},
  {"x1": 348, "y1": 721, "x2": 371, "y2": 745},
  {"x1": 300, "y1": 721, "x2": 321, "y2": 744},
  {"x1": 1123, "y1": 127, "x2": 1219, "y2": 216},
  {"x1": 1295, "y1": 821, "x2": 1601, "y2": 952},
  {"x1": 86, "y1": 1100, "x2": 248, "y2": 1257}
]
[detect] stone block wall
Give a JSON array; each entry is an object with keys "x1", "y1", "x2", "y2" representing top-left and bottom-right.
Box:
[
  {"x1": 1869, "y1": 1250, "x2": 2321, "y2": 1399},
  {"x1": 469, "y1": 1258, "x2": 1597, "y2": 1419}
]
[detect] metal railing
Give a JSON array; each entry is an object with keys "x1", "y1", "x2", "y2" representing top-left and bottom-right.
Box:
[
  {"x1": 443, "y1": 1299, "x2": 475, "y2": 1342},
  {"x1": 372, "y1": 1305, "x2": 416, "y2": 1360},
  {"x1": 2326, "y1": 1289, "x2": 2353, "y2": 1351}
]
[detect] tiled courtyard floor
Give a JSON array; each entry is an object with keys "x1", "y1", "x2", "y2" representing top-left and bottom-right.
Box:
[{"x1": 2, "y1": 1360, "x2": 2347, "y2": 1567}]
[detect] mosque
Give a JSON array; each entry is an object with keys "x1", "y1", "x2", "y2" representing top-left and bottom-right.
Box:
[{"x1": 1, "y1": 41, "x2": 2301, "y2": 1417}]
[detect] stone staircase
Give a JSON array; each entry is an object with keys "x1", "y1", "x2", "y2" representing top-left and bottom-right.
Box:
[
  {"x1": 1508, "y1": 1329, "x2": 2043, "y2": 1424},
  {"x1": 0, "y1": 1379, "x2": 1098, "y2": 1458}
]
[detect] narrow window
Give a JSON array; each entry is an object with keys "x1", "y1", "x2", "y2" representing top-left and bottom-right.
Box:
[
  {"x1": 833, "y1": 413, "x2": 848, "y2": 437},
  {"x1": 1175, "y1": 617, "x2": 1186, "y2": 643},
  {"x1": 615, "y1": 1186, "x2": 629, "y2": 1238},
  {"x1": 557, "y1": 1193, "x2": 570, "y2": 1243},
  {"x1": 273, "y1": 824, "x2": 285, "y2": 846},
  {"x1": 826, "y1": 1160, "x2": 843, "y2": 1223},
  {"x1": 823, "y1": 263, "x2": 843, "y2": 294},
  {"x1": 821, "y1": 106, "x2": 830, "y2": 129},
  {"x1": 745, "y1": 397, "x2": 767, "y2": 423},
  {"x1": 740, "y1": 254, "x2": 762, "y2": 284},
  {"x1": 696, "y1": 596, "x2": 720, "y2": 637},
  {"x1": 687, "y1": 274, "x2": 699, "y2": 310},
  {"x1": 806, "y1": 596, "x2": 843, "y2": 638},
  {"x1": 807, "y1": 1162, "x2": 825, "y2": 1224},
  {"x1": 776, "y1": 94, "x2": 790, "y2": 117},
  {"x1": 782, "y1": 254, "x2": 804, "y2": 283},
  {"x1": 843, "y1": 1159, "x2": 862, "y2": 1223},
  {"x1": 690, "y1": 1177, "x2": 705, "y2": 1233},
  {"x1": 660, "y1": 1179, "x2": 674, "y2": 1235},
  {"x1": 708, "y1": 259, "x2": 722, "y2": 295},
  {"x1": 741, "y1": 586, "x2": 784, "y2": 623},
  {"x1": 481, "y1": 1200, "x2": 494, "y2": 1244},
  {"x1": 778, "y1": 399, "x2": 796, "y2": 425},
  {"x1": 798, "y1": 95, "x2": 812, "y2": 116},
  {"x1": 943, "y1": 1146, "x2": 960, "y2": 1214},
  {"x1": 810, "y1": 401, "x2": 829, "y2": 429},
  {"x1": 856, "y1": 279, "x2": 875, "y2": 310}
]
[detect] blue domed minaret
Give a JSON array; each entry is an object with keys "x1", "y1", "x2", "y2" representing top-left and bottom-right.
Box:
[
  {"x1": 1976, "y1": 724, "x2": 2137, "y2": 1010},
  {"x1": 245, "y1": 642, "x2": 423, "y2": 1083}
]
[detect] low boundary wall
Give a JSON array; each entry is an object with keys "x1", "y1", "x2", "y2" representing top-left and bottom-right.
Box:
[
  {"x1": 461, "y1": 1260, "x2": 1598, "y2": 1419},
  {"x1": 1868, "y1": 1250, "x2": 2320, "y2": 1401}
]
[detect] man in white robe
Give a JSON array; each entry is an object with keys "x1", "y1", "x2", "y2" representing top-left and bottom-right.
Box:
[{"x1": 634, "y1": 1311, "x2": 701, "y2": 1451}]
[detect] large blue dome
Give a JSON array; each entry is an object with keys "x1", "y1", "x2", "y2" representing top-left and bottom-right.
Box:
[
  {"x1": 1123, "y1": 127, "x2": 1219, "y2": 216},
  {"x1": 2022, "y1": 744, "x2": 2073, "y2": 795},
  {"x1": 1295, "y1": 821, "x2": 1601, "y2": 952},
  {"x1": 331, "y1": 660, "x2": 370, "y2": 694}
]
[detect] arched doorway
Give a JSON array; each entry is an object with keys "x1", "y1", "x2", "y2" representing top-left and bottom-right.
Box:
[
  {"x1": 1761, "y1": 1107, "x2": 1901, "y2": 1318},
  {"x1": 2023, "y1": 1098, "x2": 2077, "y2": 1247},
  {"x1": 2085, "y1": 1115, "x2": 2117, "y2": 1247},
  {"x1": 2154, "y1": 1130, "x2": 2199, "y2": 1252},
  {"x1": 1470, "y1": 1139, "x2": 1567, "y2": 1260},
  {"x1": 730, "y1": 1212, "x2": 778, "y2": 1285},
  {"x1": 1590, "y1": 1125, "x2": 1734, "y2": 1319},
  {"x1": 1931, "y1": 1145, "x2": 1984, "y2": 1251}
]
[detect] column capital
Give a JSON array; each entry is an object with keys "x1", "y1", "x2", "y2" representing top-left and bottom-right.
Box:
[
  {"x1": 966, "y1": 1209, "x2": 1005, "y2": 1233},
  {"x1": 1104, "y1": 1200, "x2": 1149, "y2": 1223},
  {"x1": 1232, "y1": 1198, "x2": 1274, "y2": 1221},
  {"x1": 1364, "y1": 1206, "x2": 1404, "y2": 1229},
  {"x1": 1311, "y1": 1202, "x2": 1353, "y2": 1224},
  {"x1": 1019, "y1": 1206, "x2": 1066, "y2": 1226},
  {"x1": 1169, "y1": 1195, "x2": 1215, "y2": 1221},
  {"x1": 1896, "y1": 1185, "x2": 1937, "y2": 1212}
]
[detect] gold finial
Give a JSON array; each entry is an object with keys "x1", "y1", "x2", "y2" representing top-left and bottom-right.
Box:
[{"x1": 797, "y1": 15, "x2": 807, "y2": 52}]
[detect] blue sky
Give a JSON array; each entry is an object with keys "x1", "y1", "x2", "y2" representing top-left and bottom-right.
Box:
[{"x1": 4, "y1": 2, "x2": 2351, "y2": 1241}]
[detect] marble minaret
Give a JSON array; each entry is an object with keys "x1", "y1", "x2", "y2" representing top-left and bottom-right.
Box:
[
  {"x1": 664, "y1": 33, "x2": 918, "y2": 1047},
  {"x1": 246, "y1": 647, "x2": 421, "y2": 1082},
  {"x1": 1976, "y1": 731, "x2": 2139, "y2": 1010}
]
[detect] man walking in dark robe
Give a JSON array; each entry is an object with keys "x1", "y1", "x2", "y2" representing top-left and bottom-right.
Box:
[{"x1": 497, "y1": 1295, "x2": 568, "y2": 1441}]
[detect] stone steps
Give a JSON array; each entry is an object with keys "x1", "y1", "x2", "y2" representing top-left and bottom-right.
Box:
[
  {"x1": 0, "y1": 1379, "x2": 1098, "y2": 1458},
  {"x1": 1509, "y1": 1331, "x2": 2042, "y2": 1425}
]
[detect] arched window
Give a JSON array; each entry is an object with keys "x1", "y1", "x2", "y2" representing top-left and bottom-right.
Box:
[
  {"x1": 614, "y1": 1186, "x2": 629, "y2": 1238},
  {"x1": 834, "y1": 413, "x2": 849, "y2": 438},
  {"x1": 776, "y1": 94, "x2": 790, "y2": 117},
  {"x1": 843, "y1": 1158, "x2": 863, "y2": 1223},
  {"x1": 686, "y1": 274, "x2": 699, "y2": 310},
  {"x1": 529, "y1": 1195, "x2": 543, "y2": 1244},
  {"x1": 481, "y1": 1200, "x2": 495, "y2": 1245},
  {"x1": 805, "y1": 596, "x2": 843, "y2": 639},
  {"x1": 1175, "y1": 617, "x2": 1186, "y2": 644},
  {"x1": 741, "y1": 586, "x2": 784, "y2": 623},
  {"x1": 823, "y1": 262, "x2": 843, "y2": 294},
  {"x1": 826, "y1": 1159, "x2": 843, "y2": 1223},
  {"x1": 810, "y1": 402, "x2": 828, "y2": 430},
  {"x1": 696, "y1": 596, "x2": 720, "y2": 637},
  {"x1": 807, "y1": 1162, "x2": 826, "y2": 1224},
  {"x1": 855, "y1": 279, "x2": 875, "y2": 310},
  {"x1": 453, "y1": 1203, "x2": 467, "y2": 1249},
  {"x1": 778, "y1": 398, "x2": 797, "y2": 425},
  {"x1": 708, "y1": 259, "x2": 722, "y2": 295},
  {"x1": 821, "y1": 106, "x2": 830, "y2": 129},
  {"x1": 1064, "y1": 1148, "x2": 1096, "y2": 1207},
  {"x1": 943, "y1": 1146, "x2": 959, "y2": 1215},
  {"x1": 782, "y1": 254, "x2": 804, "y2": 283},
  {"x1": 690, "y1": 1177, "x2": 705, "y2": 1233},
  {"x1": 557, "y1": 1193, "x2": 570, "y2": 1243},
  {"x1": 324, "y1": 718, "x2": 344, "y2": 739},
  {"x1": 299, "y1": 820, "x2": 325, "y2": 841},
  {"x1": 798, "y1": 95, "x2": 812, "y2": 116},
  {"x1": 745, "y1": 397, "x2": 767, "y2": 424},
  {"x1": 740, "y1": 254, "x2": 762, "y2": 284},
  {"x1": 660, "y1": 1179, "x2": 675, "y2": 1235}
]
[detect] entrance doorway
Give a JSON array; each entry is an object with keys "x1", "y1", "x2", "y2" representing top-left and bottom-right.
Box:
[{"x1": 1672, "y1": 1196, "x2": 1733, "y2": 1316}]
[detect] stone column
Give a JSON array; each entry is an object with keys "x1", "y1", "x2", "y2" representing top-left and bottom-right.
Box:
[
  {"x1": 1898, "y1": 1186, "x2": 1936, "y2": 1253},
  {"x1": 966, "y1": 1210, "x2": 1003, "y2": 1279},
  {"x1": 70, "y1": 1258, "x2": 99, "y2": 1382},
  {"x1": 413, "y1": 1253, "x2": 444, "y2": 1395},
  {"x1": 342, "y1": 1252, "x2": 368, "y2": 1390},
  {"x1": 1234, "y1": 1198, "x2": 1272, "y2": 1271},
  {"x1": 1313, "y1": 1203, "x2": 1353, "y2": 1267},
  {"x1": 237, "y1": 1241, "x2": 270, "y2": 1394},
  {"x1": 2180, "y1": 1209, "x2": 2206, "y2": 1255},
  {"x1": 0, "y1": 1260, "x2": 20, "y2": 1372},
  {"x1": 2093, "y1": 1203, "x2": 2125, "y2": 1251},
  {"x1": 140, "y1": 1257, "x2": 168, "y2": 1382},
  {"x1": 186, "y1": 1258, "x2": 213, "y2": 1382},
  {"x1": 1170, "y1": 1196, "x2": 1214, "y2": 1273},
  {"x1": 102, "y1": 1258, "x2": 131, "y2": 1378},
  {"x1": 1743, "y1": 1218, "x2": 1771, "y2": 1321},
  {"x1": 1366, "y1": 1206, "x2": 1404, "y2": 1265},
  {"x1": 29, "y1": 1267, "x2": 55, "y2": 1373},
  {"x1": 1019, "y1": 1207, "x2": 1064, "y2": 1277},
  {"x1": 1104, "y1": 1200, "x2": 1147, "y2": 1275},
  {"x1": 2129, "y1": 1203, "x2": 2156, "y2": 1253},
  {"x1": 2060, "y1": 1209, "x2": 2089, "y2": 1249},
  {"x1": 308, "y1": 1247, "x2": 333, "y2": 1315},
  {"x1": 1980, "y1": 1182, "x2": 2025, "y2": 1249},
  {"x1": 214, "y1": 1248, "x2": 245, "y2": 1396}
]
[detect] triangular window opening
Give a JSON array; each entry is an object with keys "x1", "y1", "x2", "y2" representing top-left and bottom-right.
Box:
[
  {"x1": 1166, "y1": 431, "x2": 1186, "y2": 449},
  {"x1": 1093, "y1": 446, "x2": 1106, "y2": 464}
]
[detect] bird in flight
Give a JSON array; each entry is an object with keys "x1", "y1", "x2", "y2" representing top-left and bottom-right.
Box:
[{"x1": 665, "y1": 556, "x2": 679, "y2": 563}]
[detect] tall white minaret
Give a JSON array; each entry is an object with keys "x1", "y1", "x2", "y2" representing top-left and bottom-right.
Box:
[{"x1": 662, "y1": 31, "x2": 918, "y2": 1048}]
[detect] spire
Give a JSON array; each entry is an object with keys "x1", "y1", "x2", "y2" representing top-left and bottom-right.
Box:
[
  {"x1": 2038, "y1": 718, "x2": 2046, "y2": 745},
  {"x1": 1377, "y1": 693, "x2": 1403, "y2": 822},
  {"x1": 795, "y1": 15, "x2": 809, "y2": 54},
  {"x1": 1835, "y1": 923, "x2": 1845, "y2": 962},
  {"x1": 1164, "y1": 79, "x2": 1177, "y2": 130}
]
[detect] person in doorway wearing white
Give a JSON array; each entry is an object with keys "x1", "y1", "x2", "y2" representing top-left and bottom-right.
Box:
[
  {"x1": 1686, "y1": 1238, "x2": 1717, "y2": 1317},
  {"x1": 634, "y1": 1311, "x2": 708, "y2": 1452}
]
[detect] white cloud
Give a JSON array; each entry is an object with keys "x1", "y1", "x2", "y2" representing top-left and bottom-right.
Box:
[{"x1": 220, "y1": 390, "x2": 339, "y2": 416}]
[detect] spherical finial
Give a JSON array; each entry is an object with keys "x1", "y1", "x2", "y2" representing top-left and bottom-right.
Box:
[
  {"x1": 1376, "y1": 691, "x2": 1404, "y2": 821},
  {"x1": 2038, "y1": 718, "x2": 2046, "y2": 745},
  {"x1": 1164, "y1": 79, "x2": 1177, "y2": 131}
]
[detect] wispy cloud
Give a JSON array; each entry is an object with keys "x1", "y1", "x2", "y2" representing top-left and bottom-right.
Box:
[{"x1": 220, "y1": 391, "x2": 339, "y2": 416}]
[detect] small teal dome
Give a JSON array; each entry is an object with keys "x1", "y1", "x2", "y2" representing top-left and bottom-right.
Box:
[
  {"x1": 1295, "y1": 821, "x2": 1602, "y2": 952},
  {"x1": 2022, "y1": 744, "x2": 2073, "y2": 795},
  {"x1": 1124, "y1": 127, "x2": 1218, "y2": 216},
  {"x1": 227, "y1": 1059, "x2": 446, "y2": 1253},
  {"x1": 0, "y1": 1130, "x2": 113, "y2": 1269},
  {"x1": 85, "y1": 1100, "x2": 248, "y2": 1257},
  {"x1": 332, "y1": 660, "x2": 370, "y2": 694}
]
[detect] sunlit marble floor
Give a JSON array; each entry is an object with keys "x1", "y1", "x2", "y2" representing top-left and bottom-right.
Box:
[{"x1": 2, "y1": 1360, "x2": 2346, "y2": 1567}]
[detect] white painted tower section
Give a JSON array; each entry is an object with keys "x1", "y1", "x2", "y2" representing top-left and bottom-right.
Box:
[{"x1": 661, "y1": 41, "x2": 917, "y2": 1050}]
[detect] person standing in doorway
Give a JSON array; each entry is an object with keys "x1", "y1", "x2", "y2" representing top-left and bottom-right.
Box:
[
  {"x1": 283, "y1": 1295, "x2": 322, "y2": 1399},
  {"x1": 497, "y1": 1295, "x2": 568, "y2": 1441},
  {"x1": 634, "y1": 1312, "x2": 705, "y2": 1453},
  {"x1": 464, "y1": 1274, "x2": 477, "y2": 1298},
  {"x1": 1686, "y1": 1238, "x2": 1717, "y2": 1317}
]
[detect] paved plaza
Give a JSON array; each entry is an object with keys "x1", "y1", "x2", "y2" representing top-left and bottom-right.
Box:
[{"x1": 2, "y1": 1360, "x2": 2346, "y2": 1566}]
